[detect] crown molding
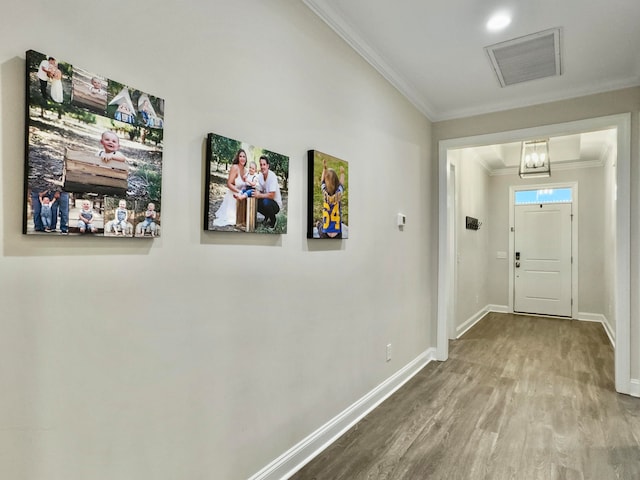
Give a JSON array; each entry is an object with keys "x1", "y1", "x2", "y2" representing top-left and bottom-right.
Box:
[{"x1": 302, "y1": 0, "x2": 438, "y2": 120}]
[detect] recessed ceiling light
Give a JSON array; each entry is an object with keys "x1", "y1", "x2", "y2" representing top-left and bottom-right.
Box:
[{"x1": 487, "y1": 12, "x2": 511, "y2": 32}]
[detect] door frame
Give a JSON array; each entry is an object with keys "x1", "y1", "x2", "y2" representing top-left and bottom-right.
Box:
[
  {"x1": 509, "y1": 182, "x2": 578, "y2": 318},
  {"x1": 448, "y1": 161, "x2": 458, "y2": 339},
  {"x1": 437, "y1": 113, "x2": 631, "y2": 395}
]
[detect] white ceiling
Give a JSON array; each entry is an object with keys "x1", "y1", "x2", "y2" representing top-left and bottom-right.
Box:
[
  {"x1": 302, "y1": 0, "x2": 640, "y2": 122},
  {"x1": 457, "y1": 128, "x2": 617, "y2": 175}
]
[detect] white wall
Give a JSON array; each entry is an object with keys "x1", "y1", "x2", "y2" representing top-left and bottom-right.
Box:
[
  {"x1": 0, "y1": 1, "x2": 434, "y2": 479},
  {"x1": 452, "y1": 150, "x2": 490, "y2": 329}
]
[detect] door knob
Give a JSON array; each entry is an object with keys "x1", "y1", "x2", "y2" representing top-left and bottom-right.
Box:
[{"x1": 515, "y1": 261, "x2": 520, "y2": 268}]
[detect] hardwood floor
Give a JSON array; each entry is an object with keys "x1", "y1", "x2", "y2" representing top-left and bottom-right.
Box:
[{"x1": 291, "y1": 313, "x2": 640, "y2": 480}]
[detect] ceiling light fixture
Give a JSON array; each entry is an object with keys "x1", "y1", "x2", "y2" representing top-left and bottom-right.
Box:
[
  {"x1": 486, "y1": 12, "x2": 511, "y2": 32},
  {"x1": 519, "y1": 139, "x2": 550, "y2": 178}
]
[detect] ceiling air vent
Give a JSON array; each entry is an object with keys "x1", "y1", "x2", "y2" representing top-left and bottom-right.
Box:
[{"x1": 485, "y1": 28, "x2": 562, "y2": 87}]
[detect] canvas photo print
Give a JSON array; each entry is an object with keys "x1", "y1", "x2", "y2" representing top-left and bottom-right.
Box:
[
  {"x1": 307, "y1": 150, "x2": 349, "y2": 239},
  {"x1": 24, "y1": 50, "x2": 163, "y2": 237},
  {"x1": 204, "y1": 133, "x2": 289, "y2": 234}
]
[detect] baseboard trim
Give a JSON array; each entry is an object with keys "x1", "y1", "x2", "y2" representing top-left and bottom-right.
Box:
[
  {"x1": 630, "y1": 379, "x2": 640, "y2": 398},
  {"x1": 456, "y1": 304, "x2": 507, "y2": 339},
  {"x1": 456, "y1": 308, "x2": 489, "y2": 338},
  {"x1": 576, "y1": 312, "x2": 615, "y2": 347},
  {"x1": 248, "y1": 348, "x2": 437, "y2": 480},
  {"x1": 576, "y1": 312, "x2": 605, "y2": 322},
  {"x1": 487, "y1": 304, "x2": 509, "y2": 313}
]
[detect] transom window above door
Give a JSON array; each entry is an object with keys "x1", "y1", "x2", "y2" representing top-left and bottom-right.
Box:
[{"x1": 515, "y1": 187, "x2": 572, "y2": 205}]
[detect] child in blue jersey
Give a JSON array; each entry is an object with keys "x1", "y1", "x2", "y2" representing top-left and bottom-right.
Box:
[{"x1": 317, "y1": 159, "x2": 345, "y2": 238}]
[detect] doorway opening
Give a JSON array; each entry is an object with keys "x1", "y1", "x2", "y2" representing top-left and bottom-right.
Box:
[{"x1": 437, "y1": 114, "x2": 631, "y2": 394}]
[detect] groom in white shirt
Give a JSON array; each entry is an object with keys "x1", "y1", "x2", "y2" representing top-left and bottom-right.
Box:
[{"x1": 254, "y1": 155, "x2": 282, "y2": 229}]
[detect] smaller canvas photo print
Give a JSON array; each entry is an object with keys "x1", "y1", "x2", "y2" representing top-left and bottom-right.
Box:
[
  {"x1": 307, "y1": 150, "x2": 349, "y2": 239},
  {"x1": 204, "y1": 132, "x2": 288, "y2": 234}
]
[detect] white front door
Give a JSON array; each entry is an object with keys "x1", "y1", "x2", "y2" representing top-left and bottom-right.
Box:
[{"x1": 514, "y1": 203, "x2": 572, "y2": 316}]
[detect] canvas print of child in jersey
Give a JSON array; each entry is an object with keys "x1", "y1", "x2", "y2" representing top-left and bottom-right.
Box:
[{"x1": 307, "y1": 150, "x2": 349, "y2": 239}]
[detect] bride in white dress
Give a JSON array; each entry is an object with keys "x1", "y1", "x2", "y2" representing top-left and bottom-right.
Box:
[
  {"x1": 212, "y1": 149, "x2": 248, "y2": 227},
  {"x1": 50, "y1": 67, "x2": 63, "y2": 103}
]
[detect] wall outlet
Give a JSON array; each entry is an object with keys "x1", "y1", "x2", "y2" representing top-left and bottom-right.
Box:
[{"x1": 386, "y1": 344, "x2": 392, "y2": 362}]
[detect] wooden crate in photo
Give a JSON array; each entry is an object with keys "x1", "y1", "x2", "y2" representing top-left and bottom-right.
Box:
[{"x1": 62, "y1": 148, "x2": 128, "y2": 196}]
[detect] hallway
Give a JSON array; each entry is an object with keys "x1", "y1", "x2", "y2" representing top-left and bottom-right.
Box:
[{"x1": 292, "y1": 313, "x2": 640, "y2": 479}]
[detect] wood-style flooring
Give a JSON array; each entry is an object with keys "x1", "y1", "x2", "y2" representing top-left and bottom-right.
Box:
[{"x1": 291, "y1": 313, "x2": 640, "y2": 480}]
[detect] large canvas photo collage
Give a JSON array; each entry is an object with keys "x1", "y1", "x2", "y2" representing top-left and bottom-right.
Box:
[{"x1": 24, "y1": 50, "x2": 164, "y2": 237}]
